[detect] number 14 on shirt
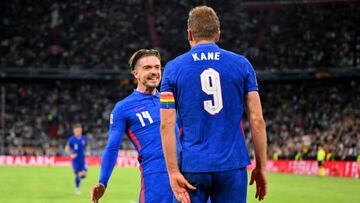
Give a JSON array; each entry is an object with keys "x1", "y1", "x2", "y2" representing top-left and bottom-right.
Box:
[{"x1": 136, "y1": 111, "x2": 154, "y2": 127}]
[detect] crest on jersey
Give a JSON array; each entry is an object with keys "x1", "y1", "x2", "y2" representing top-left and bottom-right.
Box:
[{"x1": 110, "y1": 114, "x2": 113, "y2": 124}]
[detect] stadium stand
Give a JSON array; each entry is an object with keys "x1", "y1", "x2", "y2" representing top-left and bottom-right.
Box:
[
  {"x1": 246, "y1": 79, "x2": 359, "y2": 161},
  {"x1": 1, "y1": 78, "x2": 359, "y2": 160},
  {"x1": 2, "y1": 80, "x2": 136, "y2": 156},
  {"x1": 1, "y1": 0, "x2": 359, "y2": 70},
  {"x1": 0, "y1": 0, "x2": 150, "y2": 69}
]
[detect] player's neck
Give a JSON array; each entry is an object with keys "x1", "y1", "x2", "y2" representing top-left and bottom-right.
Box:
[
  {"x1": 136, "y1": 86, "x2": 157, "y2": 95},
  {"x1": 191, "y1": 40, "x2": 216, "y2": 47}
]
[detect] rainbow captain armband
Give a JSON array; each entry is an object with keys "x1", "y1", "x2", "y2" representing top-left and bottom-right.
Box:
[{"x1": 160, "y1": 92, "x2": 175, "y2": 109}]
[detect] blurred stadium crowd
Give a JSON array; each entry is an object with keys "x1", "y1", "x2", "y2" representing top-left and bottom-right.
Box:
[
  {"x1": 251, "y1": 79, "x2": 359, "y2": 161},
  {"x1": 1, "y1": 0, "x2": 359, "y2": 70},
  {"x1": 2, "y1": 79, "x2": 359, "y2": 161},
  {"x1": 0, "y1": 0, "x2": 359, "y2": 161},
  {"x1": 3, "y1": 81, "x2": 134, "y2": 156}
]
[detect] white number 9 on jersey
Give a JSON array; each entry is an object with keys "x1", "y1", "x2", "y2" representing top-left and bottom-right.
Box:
[{"x1": 200, "y1": 68, "x2": 223, "y2": 115}]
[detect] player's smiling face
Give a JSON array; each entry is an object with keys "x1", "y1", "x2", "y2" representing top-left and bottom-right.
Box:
[{"x1": 133, "y1": 56, "x2": 161, "y2": 91}]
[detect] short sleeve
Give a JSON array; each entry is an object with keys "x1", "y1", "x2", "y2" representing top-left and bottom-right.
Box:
[
  {"x1": 160, "y1": 62, "x2": 175, "y2": 93},
  {"x1": 160, "y1": 62, "x2": 176, "y2": 109},
  {"x1": 243, "y1": 60, "x2": 259, "y2": 93}
]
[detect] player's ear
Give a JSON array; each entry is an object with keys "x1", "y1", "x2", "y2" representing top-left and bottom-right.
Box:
[
  {"x1": 132, "y1": 69, "x2": 139, "y2": 79},
  {"x1": 187, "y1": 29, "x2": 195, "y2": 45},
  {"x1": 188, "y1": 29, "x2": 198, "y2": 47},
  {"x1": 214, "y1": 31, "x2": 220, "y2": 43},
  {"x1": 187, "y1": 29, "x2": 192, "y2": 41}
]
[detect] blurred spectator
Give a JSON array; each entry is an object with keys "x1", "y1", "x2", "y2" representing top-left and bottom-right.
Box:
[
  {"x1": 1, "y1": 1, "x2": 359, "y2": 70},
  {"x1": 2, "y1": 80, "x2": 136, "y2": 156},
  {"x1": 0, "y1": 0, "x2": 151, "y2": 70},
  {"x1": 1, "y1": 79, "x2": 359, "y2": 161},
  {"x1": 245, "y1": 79, "x2": 359, "y2": 161},
  {"x1": 153, "y1": 0, "x2": 360, "y2": 70}
]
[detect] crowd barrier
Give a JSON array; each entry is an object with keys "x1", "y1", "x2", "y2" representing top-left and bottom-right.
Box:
[
  {"x1": 0, "y1": 155, "x2": 138, "y2": 167},
  {"x1": 248, "y1": 160, "x2": 359, "y2": 178},
  {"x1": 1, "y1": 155, "x2": 358, "y2": 178}
]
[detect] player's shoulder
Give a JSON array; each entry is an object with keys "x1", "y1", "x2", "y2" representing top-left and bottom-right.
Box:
[
  {"x1": 165, "y1": 52, "x2": 191, "y2": 70},
  {"x1": 82, "y1": 135, "x2": 89, "y2": 143},
  {"x1": 220, "y1": 48, "x2": 254, "y2": 75},
  {"x1": 112, "y1": 91, "x2": 138, "y2": 113},
  {"x1": 221, "y1": 48, "x2": 251, "y2": 65},
  {"x1": 112, "y1": 98, "x2": 128, "y2": 113},
  {"x1": 67, "y1": 136, "x2": 75, "y2": 143}
]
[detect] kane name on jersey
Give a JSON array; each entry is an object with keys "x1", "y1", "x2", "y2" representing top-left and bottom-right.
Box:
[{"x1": 192, "y1": 52, "x2": 220, "y2": 61}]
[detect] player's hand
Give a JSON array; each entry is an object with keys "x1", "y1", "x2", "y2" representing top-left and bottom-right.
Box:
[
  {"x1": 249, "y1": 168, "x2": 268, "y2": 201},
  {"x1": 90, "y1": 183, "x2": 106, "y2": 203},
  {"x1": 70, "y1": 153, "x2": 77, "y2": 159},
  {"x1": 169, "y1": 171, "x2": 196, "y2": 203}
]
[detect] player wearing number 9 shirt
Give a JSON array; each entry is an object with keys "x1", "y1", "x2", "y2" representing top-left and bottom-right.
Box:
[
  {"x1": 160, "y1": 6, "x2": 268, "y2": 203},
  {"x1": 91, "y1": 49, "x2": 180, "y2": 203}
]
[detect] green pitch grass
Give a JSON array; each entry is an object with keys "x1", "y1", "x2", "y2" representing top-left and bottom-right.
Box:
[{"x1": 0, "y1": 166, "x2": 359, "y2": 203}]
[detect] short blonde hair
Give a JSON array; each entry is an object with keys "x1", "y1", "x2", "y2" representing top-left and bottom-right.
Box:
[
  {"x1": 73, "y1": 123, "x2": 82, "y2": 129},
  {"x1": 187, "y1": 6, "x2": 220, "y2": 41}
]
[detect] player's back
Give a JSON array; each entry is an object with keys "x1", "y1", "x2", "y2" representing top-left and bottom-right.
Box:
[{"x1": 162, "y1": 43, "x2": 258, "y2": 172}]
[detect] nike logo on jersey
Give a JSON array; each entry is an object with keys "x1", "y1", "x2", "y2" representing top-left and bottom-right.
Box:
[{"x1": 192, "y1": 52, "x2": 220, "y2": 61}]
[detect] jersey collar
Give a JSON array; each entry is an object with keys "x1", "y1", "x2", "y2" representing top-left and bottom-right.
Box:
[
  {"x1": 134, "y1": 89, "x2": 160, "y2": 98},
  {"x1": 191, "y1": 43, "x2": 219, "y2": 51}
]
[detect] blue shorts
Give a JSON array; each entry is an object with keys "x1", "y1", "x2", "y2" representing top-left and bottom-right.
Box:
[
  {"x1": 72, "y1": 159, "x2": 87, "y2": 174},
  {"x1": 139, "y1": 172, "x2": 173, "y2": 203},
  {"x1": 176, "y1": 167, "x2": 247, "y2": 203}
]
